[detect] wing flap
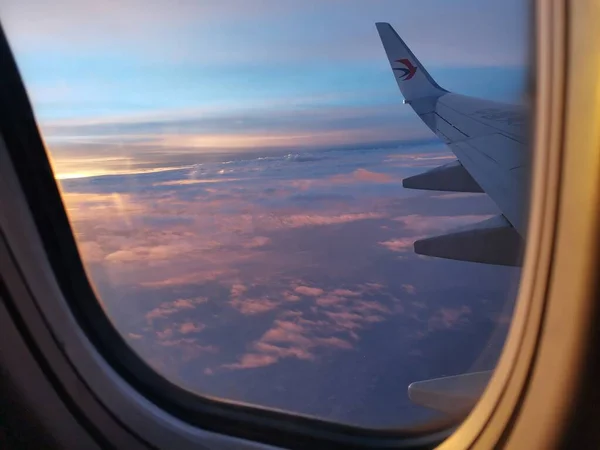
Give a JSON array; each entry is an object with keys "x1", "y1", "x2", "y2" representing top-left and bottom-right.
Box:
[
  {"x1": 403, "y1": 160, "x2": 483, "y2": 193},
  {"x1": 414, "y1": 215, "x2": 524, "y2": 266}
]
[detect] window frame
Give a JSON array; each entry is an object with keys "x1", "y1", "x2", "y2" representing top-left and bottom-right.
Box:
[{"x1": 2, "y1": 0, "x2": 595, "y2": 448}]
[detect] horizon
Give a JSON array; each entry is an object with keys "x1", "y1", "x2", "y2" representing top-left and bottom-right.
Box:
[{"x1": 2, "y1": 0, "x2": 527, "y2": 179}]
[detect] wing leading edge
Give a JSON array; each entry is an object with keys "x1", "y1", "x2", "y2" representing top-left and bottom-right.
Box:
[{"x1": 376, "y1": 22, "x2": 527, "y2": 267}]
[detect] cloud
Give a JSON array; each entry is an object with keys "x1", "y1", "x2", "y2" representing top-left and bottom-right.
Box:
[
  {"x1": 223, "y1": 353, "x2": 278, "y2": 369},
  {"x1": 253, "y1": 342, "x2": 314, "y2": 361},
  {"x1": 394, "y1": 214, "x2": 496, "y2": 233},
  {"x1": 56, "y1": 136, "x2": 519, "y2": 403},
  {"x1": 156, "y1": 328, "x2": 173, "y2": 340},
  {"x1": 378, "y1": 237, "x2": 418, "y2": 253},
  {"x1": 294, "y1": 286, "x2": 324, "y2": 297},
  {"x1": 229, "y1": 297, "x2": 279, "y2": 315},
  {"x1": 44, "y1": 104, "x2": 428, "y2": 180},
  {"x1": 428, "y1": 306, "x2": 472, "y2": 331},
  {"x1": 221, "y1": 281, "x2": 402, "y2": 372},
  {"x1": 324, "y1": 311, "x2": 364, "y2": 331},
  {"x1": 331, "y1": 288, "x2": 361, "y2": 297},
  {"x1": 282, "y1": 291, "x2": 301, "y2": 302},
  {"x1": 402, "y1": 284, "x2": 417, "y2": 295},
  {"x1": 230, "y1": 284, "x2": 248, "y2": 297},
  {"x1": 179, "y1": 322, "x2": 205, "y2": 334},
  {"x1": 223, "y1": 316, "x2": 356, "y2": 371},
  {"x1": 277, "y1": 213, "x2": 385, "y2": 229},
  {"x1": 330, "y1": 168, "x2": 395, "y2": 184},
  {"x1": 315, "y1": 295, "x2": 347, "y2": 307},
  {"x1": 145, "y1": 297, "x2": 207, "y2": 322},
  {"x1": 77, "y1": 241, "x2": 105, "y2": 263},
  {"x1": 242, "y1": 236, "x2": 271, "y2": 248}
]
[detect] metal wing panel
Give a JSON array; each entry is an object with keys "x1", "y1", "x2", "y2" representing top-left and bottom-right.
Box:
[
  {"x1": 438, "y1": 94, "x2": 526, "y2": 142},
  {"x1": 412, "y1": 93, "x2": 530, "y2": 235},
  {"x1": 451, "y1": 139, "x2": 527, "y2": 235}
]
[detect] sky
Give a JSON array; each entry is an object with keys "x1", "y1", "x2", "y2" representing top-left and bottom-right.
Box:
[
  {"x1": 1, "y1": 0, "x2": 528, "y2": 430},
  {"x1": 2, "y1": 0, "x2": 528, "y2": 179}
]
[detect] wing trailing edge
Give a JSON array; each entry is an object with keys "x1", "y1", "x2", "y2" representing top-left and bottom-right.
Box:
[
  {"x1": 403, "y1": 160, "x2": 483, "y2": 193},
  {"x1": 414, "y1": 215, "x2": 523, "y2": 266}
]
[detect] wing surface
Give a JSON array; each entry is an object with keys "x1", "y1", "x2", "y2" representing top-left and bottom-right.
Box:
[{"x1": 376, "y1": 22, "x2": 528, "y2": 265}]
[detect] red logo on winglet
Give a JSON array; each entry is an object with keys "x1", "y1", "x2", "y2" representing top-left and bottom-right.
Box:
[{"x1": 393, "y1": 58, "x2": 417, "y2": 80}]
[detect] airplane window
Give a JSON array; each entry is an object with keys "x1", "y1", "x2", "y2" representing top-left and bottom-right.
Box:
[{"x1": 1, "y1": 0, "x2": 529, "y2": 430}]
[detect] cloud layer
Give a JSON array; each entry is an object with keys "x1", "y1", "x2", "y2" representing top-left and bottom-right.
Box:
[{"x1": 59, "y1": 141, "x2": 522, "y2": 427}]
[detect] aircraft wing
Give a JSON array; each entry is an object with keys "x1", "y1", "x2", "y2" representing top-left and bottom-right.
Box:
[{"x1": 376, "y1": 22, "x2": 528, "y2": 266}]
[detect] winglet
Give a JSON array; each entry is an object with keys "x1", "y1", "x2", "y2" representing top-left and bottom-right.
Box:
[{"x1": 376, "y1": 22, "x2": 447, "y2": 101}]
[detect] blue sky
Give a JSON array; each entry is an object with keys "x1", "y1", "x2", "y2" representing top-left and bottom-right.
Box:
[{"x1": 2, "y1": 0, "x2": 528, "y2": 178}]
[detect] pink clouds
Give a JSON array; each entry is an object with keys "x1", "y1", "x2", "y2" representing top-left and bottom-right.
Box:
[
  {"x1": 314, "y1": 336, "x2": 353, "y2": 349},
  {"x1": 140, "y1": 269, "x2": 232, "y2": 288},
  {"x1": 253, "y1": 342, "x2": 313, "y2": 360},
  {"x1": 315, "y1": 295, "x2": 347, "y2": 307},
  {"x1": 276, "y1": 212, "x2": 385, "y2": 229},
  {"x1": 378, "y1": 237, "x2": 418, "y2": 253},
  {"x1": 145, "y1": 297, "x2": 207, "y2": 322},
  {"x1": 174, "y1": 298, "x2": 207, "y2": 308},
  {"x1": 54, "y1": 139, "x2": 513, "y2": 390},
  {"x1": 324, "y1": 311, "x2": 364, "y2": 331},
  {"x1": 219, "y1": 279, "x2": 408, "y2": 372},
  {"x1": 331, "y1": 288, "x2": 361, "y2": 297},
  {"x1": 394, "y1": 214, "x2": 495, "y2": 234},
  {"x1": 330, "y1": 168, "x2": 395, "y2": 184},
  {"x1": 229, "y1": 297, "x2": 279, "y2": 315},
  {"x1": 352, "y1": 169, "x2": 393, "y2": 182},
  {"x1": 402, "y1": 284, "x2": 417, "y2": 295},
  {"x1": 143, "y1": 275, "x2": 411, "y2": 374},
  {"x1": 282, "y1": 291, "x2": 301, "y2": 302},
  {"x1": 229, "y1": 282, "x2": 280, "y2": 315},
  {"x1": 294, "y1": 286, "x2": 324, "y2": 297},
  {"x1": 378, "y1": 214, "x2": 496, "y2": 255},
  {"x1": 289, "y1": 169, "x2": 397, "y2": 192},
  {"x1": 242, "y1": 236, "x2": 271, "y2": 248},
  {"x1": 179, "y1": 322, "x2": 205, "y2": 334},
  {"x1": 353, "y1": 300, "x2": 390, "y2": 314},
  {"x1": 63, "y1": 177, "x2": 398, "y2": 293},
  {"x1": 223, "y1": 317, "x2": 352, "y2": 371},
  {"x1": 156, "y1": 328, "x2": 173, "y2": 340},
  {"x1": 223, "y1": 354, "x2": 278, "y2": 370},
  {"x1": 230, "y1": 284, "x2": 248, "y2": 297},
  {"x1": 262, "y1": 320, "x2": 310, "y2": 345},
  {"x1": 428, "y1": 306, "x2": 472, "y2": 331}
]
